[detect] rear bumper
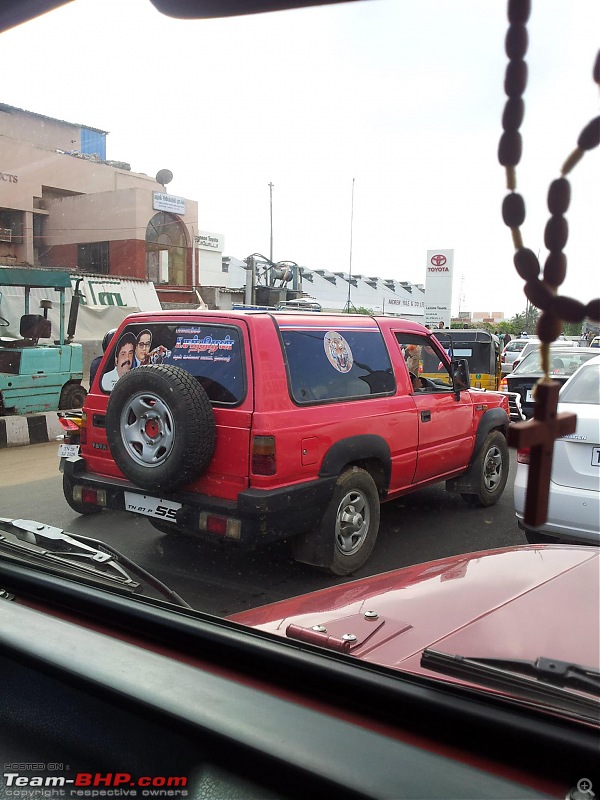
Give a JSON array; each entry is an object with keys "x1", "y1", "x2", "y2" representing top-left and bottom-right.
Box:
[
  {"x1": 514, "y1": 466, "x2": 600, "y2": 544},
  {"x1": 63, "y1": 458, "x2": 336, "y2": 548}
]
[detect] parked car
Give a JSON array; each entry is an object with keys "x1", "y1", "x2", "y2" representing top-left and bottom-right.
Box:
[
  {"x1": 501, "y1": 337, "x2": 532, "y2": 374},
  {"x1": 514, "y1": 354, "x2": 600, "y2": 546},
  {"x1": 61, "y1": 311, "x2": 510, "y2": 575},
  {"x1": 500, "y1": 346, "x2": 599, "y2": 418}
]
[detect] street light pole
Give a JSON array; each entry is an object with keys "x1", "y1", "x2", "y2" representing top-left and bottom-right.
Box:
[{"x1": 268, "y1": 182, "x2": 274, "y2": 263}]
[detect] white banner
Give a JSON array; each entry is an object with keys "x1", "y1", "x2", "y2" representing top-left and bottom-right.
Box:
[
  {"x1": 425, "y1": 249, "x2": 454, "y2": 328},
  {"x1": 0, "y1": 274, "x2": 161, "y2": 341}
]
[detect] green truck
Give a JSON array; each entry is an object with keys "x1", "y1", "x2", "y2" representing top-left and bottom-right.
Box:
[{"x1": 0, "y1": 267, "x2": 86, "y2": 415}]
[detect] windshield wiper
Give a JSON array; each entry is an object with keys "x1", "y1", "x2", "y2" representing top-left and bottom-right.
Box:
[
  {"x1": 0, "y1": 518, "x2": 191, "y2": 609},
  {"x1": 421, "y1": 649, "x2": 600, "y2": 721}
]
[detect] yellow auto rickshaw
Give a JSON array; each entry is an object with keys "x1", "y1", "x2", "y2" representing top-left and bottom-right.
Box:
[{"x1": 421, "y1": 329, "x2": 502, "y2": 391}]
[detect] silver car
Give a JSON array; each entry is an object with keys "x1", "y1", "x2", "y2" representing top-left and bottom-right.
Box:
[{"x1": 514, "y1": 354, "x2": 600, "y2": 545}]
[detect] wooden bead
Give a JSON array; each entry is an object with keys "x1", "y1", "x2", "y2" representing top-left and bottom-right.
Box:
[
  {"x1": 504, "y1": 59, "x2": 528, "y2": 97},
  {"x1": 524, "y1": 279, "x2": 553, "y2": 311},
  {"x1": 505, "y1": 24, "x2": 528, "y2": 59},
  {"x1": 577, "y1": 116, "x2": 600, "y2": 150},
  {"x1": 543, "y1": 252, "x2": 567, "y2": 287},
  {"x1": 544, "y1": 215, "x2": 568, "y2": 252},
  {"x1": 547, "y1": 178, "x2": 570, "y2": 215},
  {"x1": 514, "y1": 248, "x2": 540, "y2": 281},
  {"x1": 498, "y1": 130, "x2": 522, "y2": 167},
  {"x1": 550, "y1": 295, "x2": 586, "y2": 323},
  {"x1": 586, "y1": 298, "x2": 600, "y2": 322},
  {"x1": 502, "y1": 193, "x2": 526, "y2": 227},
  {"x1": 502, "y1": 97, "x2": 525, "y2": 131},
  {"x1": 508, "y1": 0, "x2": 531, "y2": 24},
  {"x1": 536, "y1": 311, "x2": 562, "y2": 344}
]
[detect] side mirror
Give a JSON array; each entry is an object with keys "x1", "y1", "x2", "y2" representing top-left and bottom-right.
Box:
[{"x1": 451, "y1": 358, "x2": 470, "y2": 392}]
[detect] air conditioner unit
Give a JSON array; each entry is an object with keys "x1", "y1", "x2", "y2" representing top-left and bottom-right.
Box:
[{"x1": 0, "y1": 228, "x2": 12, "y2": 243}]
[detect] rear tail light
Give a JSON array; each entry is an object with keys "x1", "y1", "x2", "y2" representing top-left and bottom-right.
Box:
[
  {"x1": 513, "y1": 360, "x2": 520, "y2": 369},
  {"x1": 73, "y1": 485, "x2": 106, "y2": 506},
  {"x1": 80, "y1": 411, "x2": 88, "y2": 445},
  {"x1": 499, "y1": 378, "x2": 508, "y2": 392},
  {"x1": 517, "y1": 448, "x2": 531, "y2": 464},
  {"x1": 252, "y1": 435, "x2": 276, "y2": 475},
  {"x1": 501, "y1": 354, "x2": 506, "y2": 363},
  {"x1": 198, "y1": 512, "x2": 241, "y2": 540}
]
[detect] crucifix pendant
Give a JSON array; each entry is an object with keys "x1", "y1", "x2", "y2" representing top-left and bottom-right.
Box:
[{"x1": 507, "y1": 381, "x2": 577, "y2": 529}]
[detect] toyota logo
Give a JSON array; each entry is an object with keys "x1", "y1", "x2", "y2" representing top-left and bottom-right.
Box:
[{"x1": 430, "y1": 254, "x2": 447, "y2": 266}]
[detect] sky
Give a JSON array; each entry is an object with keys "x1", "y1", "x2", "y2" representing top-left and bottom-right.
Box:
[{"x1": 2, "y1": 0, "x2": 599, "y2": 318}]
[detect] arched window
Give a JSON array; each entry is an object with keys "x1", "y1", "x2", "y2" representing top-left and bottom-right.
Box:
[{"x1": 145, "y1": 212, "x2": 188, "y2": 285}]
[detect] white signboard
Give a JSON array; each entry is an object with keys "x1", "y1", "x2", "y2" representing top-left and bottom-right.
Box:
[
  {"x1": 195, "y1": 231, "x2": 224, "y2": 252},
  {"x1": 153, "y1": 192, "x2": 186, "y2": 215},
  {"x1": 425, "y1": 249, "x2": 454, "y2": 328}
]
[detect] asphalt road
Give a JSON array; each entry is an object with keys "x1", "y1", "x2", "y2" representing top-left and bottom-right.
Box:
[{"x1": 0, "y1": 441, "x2": 525, "y2": 616}]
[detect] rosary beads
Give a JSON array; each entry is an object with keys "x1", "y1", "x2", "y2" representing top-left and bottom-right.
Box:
[{"x1": 499, "y1": 0, "x2": 600, "y2": 376}]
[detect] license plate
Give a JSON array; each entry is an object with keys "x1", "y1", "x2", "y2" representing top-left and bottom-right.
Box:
[
  {"x1": 526, "y1": 389, "x2": 535, "y2": 403},
  {"x1": 57, "y1": 443, "x2": 80, "y2": 458},
  {"x1": 124, "y1": 491, "x2": 181, "y2": 521},
  {"x1": 592, "y1": 447, "x2": 600, "y2": 467}
]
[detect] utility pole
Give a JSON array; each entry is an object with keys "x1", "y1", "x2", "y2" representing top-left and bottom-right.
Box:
[
  {"x1": 268, "y1": 182, "x2": 274, "y2": 263},
  {"x1": 345, "y1": 177, "x2": 355, "y2": 313}
]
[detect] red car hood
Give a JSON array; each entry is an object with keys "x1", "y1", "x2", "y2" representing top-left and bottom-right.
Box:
[{"x1": 231, "y1": 546, "x2": 600, "y2": 681}]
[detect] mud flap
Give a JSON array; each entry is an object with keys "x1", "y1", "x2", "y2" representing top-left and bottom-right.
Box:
[{"x1": 291, "y1": 527, "x2": 335, "y2": 569}]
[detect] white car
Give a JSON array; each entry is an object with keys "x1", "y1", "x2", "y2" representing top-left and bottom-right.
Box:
[
  {"x1": 501, "y1": 338, "x2": 532, "y2": 374},
  {"x1": 514, "y1": 354, "x2": 600, "y2": 545}
]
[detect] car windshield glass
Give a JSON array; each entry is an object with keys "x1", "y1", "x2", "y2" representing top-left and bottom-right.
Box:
[
  {"x1": 560, "y1": 362, "x2": 600, "y2": 405},
  {"x1": 1, "y1": 0, "x2": 599, "y2": 744}
]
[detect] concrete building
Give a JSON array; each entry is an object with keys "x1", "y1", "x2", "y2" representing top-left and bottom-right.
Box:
[{"x1": 0, "y1": 103, "x2": 205, "y2": 305}]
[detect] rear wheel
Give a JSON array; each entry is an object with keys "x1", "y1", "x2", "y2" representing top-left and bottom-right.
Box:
[
  {"x1": 62, "y1": 471, "x2": 102, "y2": 515},
  {"x1": 298, "y1": 467, "x2": 380, "y2": 576},
  {"x1": 460, "y1": 431, "x2": 509, "y2": 508}
]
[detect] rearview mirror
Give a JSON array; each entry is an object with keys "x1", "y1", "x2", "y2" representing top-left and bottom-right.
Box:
[{"x1": 451, "y1": 358, "x2": 470, "y2": 392}]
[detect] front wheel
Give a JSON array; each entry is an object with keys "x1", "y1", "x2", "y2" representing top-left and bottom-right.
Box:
[
  {"x1": 319, "y1": 467, "x2": 381, "y2": 576},
  {"x1": 62, "y1": 471, "x2": 102, "y2": 515},
  {"x1": 461, "y1": 431, "x2": 509, "y2": 508}
]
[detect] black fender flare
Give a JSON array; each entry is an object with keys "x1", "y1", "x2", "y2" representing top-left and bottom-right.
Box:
[
  {"x1": 446, "y1": 407, "x2": 509, "y2": 494},
  {"x1": 319, "y1": 434, "x2": 391, "y2": 490},
  {"x1": 469, "y1": 407, "x2": 510, "y2": 466}
]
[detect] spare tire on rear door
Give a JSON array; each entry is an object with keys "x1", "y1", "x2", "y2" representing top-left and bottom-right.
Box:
[{"x1": 105, "y1": 364, "x2": 216, "y2": 492}]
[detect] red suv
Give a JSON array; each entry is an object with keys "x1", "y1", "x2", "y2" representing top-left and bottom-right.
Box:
[{"x1": 62, "y1": 311, "x2": 510, "y2": 574}]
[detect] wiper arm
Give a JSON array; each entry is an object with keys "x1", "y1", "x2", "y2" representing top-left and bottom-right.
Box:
[
  {"x1": 421, "y1": 649, "x2": 600, "y2": 721},
  {"x1": 0, "y1": 518, "x2": 191, "y2": 609}
]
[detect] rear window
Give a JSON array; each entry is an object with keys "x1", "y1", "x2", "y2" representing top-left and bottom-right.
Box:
[
  {"x1": 513, "y1": 350, "x2": 597, "y2": 377},
  {"x1": 100, "y1": 322, "x2": 245, "y2": 404},
  {"x1": 280, "y1": 325, "x2": 394, "y2": 403},
  {"x1": 505, "y1": 341, "x2": 527, "y2": 352},
  {"x1": 559, "y1": 363, "x2": 600, "y2": 405}
]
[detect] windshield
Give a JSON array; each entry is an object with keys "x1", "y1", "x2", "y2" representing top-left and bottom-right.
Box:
[
  {"x1": 512, "y1": 349, "x2": 598, "y2": 377},
  {"x1": 1, "y1": 0, "x2": 599, "y2": 764}
]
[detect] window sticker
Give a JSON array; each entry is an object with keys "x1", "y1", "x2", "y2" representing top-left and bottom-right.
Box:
[
  {"x1": 173, "y1": 327, "x2": 235, "y2": 364},
  {"x1": 324, "y1": 330, "x2": 353, "y2": 373}
]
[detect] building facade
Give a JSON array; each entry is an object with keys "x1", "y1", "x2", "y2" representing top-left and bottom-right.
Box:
[{"x1": 0, "y1": 103, "x2": 200, "y2": 294}]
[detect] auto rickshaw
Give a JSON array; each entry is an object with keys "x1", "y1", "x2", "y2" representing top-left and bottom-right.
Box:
[{"x1": 421, "y1": 329, "x2": 502, "y2": 391}]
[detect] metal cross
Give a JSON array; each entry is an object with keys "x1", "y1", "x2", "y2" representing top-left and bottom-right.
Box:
[{"x1": 507, "y1": 381, "x2": 577, "y2": 528}]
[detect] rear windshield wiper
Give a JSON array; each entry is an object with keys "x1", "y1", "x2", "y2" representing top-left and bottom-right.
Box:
[
  {"x1": 421, "y1": 649, "x2": 600, "y2": 720},
  {"x1": 0, "y1": 518, "x2": 191, "y2": 609}
]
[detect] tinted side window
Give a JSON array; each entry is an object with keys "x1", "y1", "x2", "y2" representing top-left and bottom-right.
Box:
[
  {"x1": 100, "y1": 322, "x2": 245, "y2": 404},
  {"x1": 280, "y1": 326, "x2": 394, "y2": 403}
]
